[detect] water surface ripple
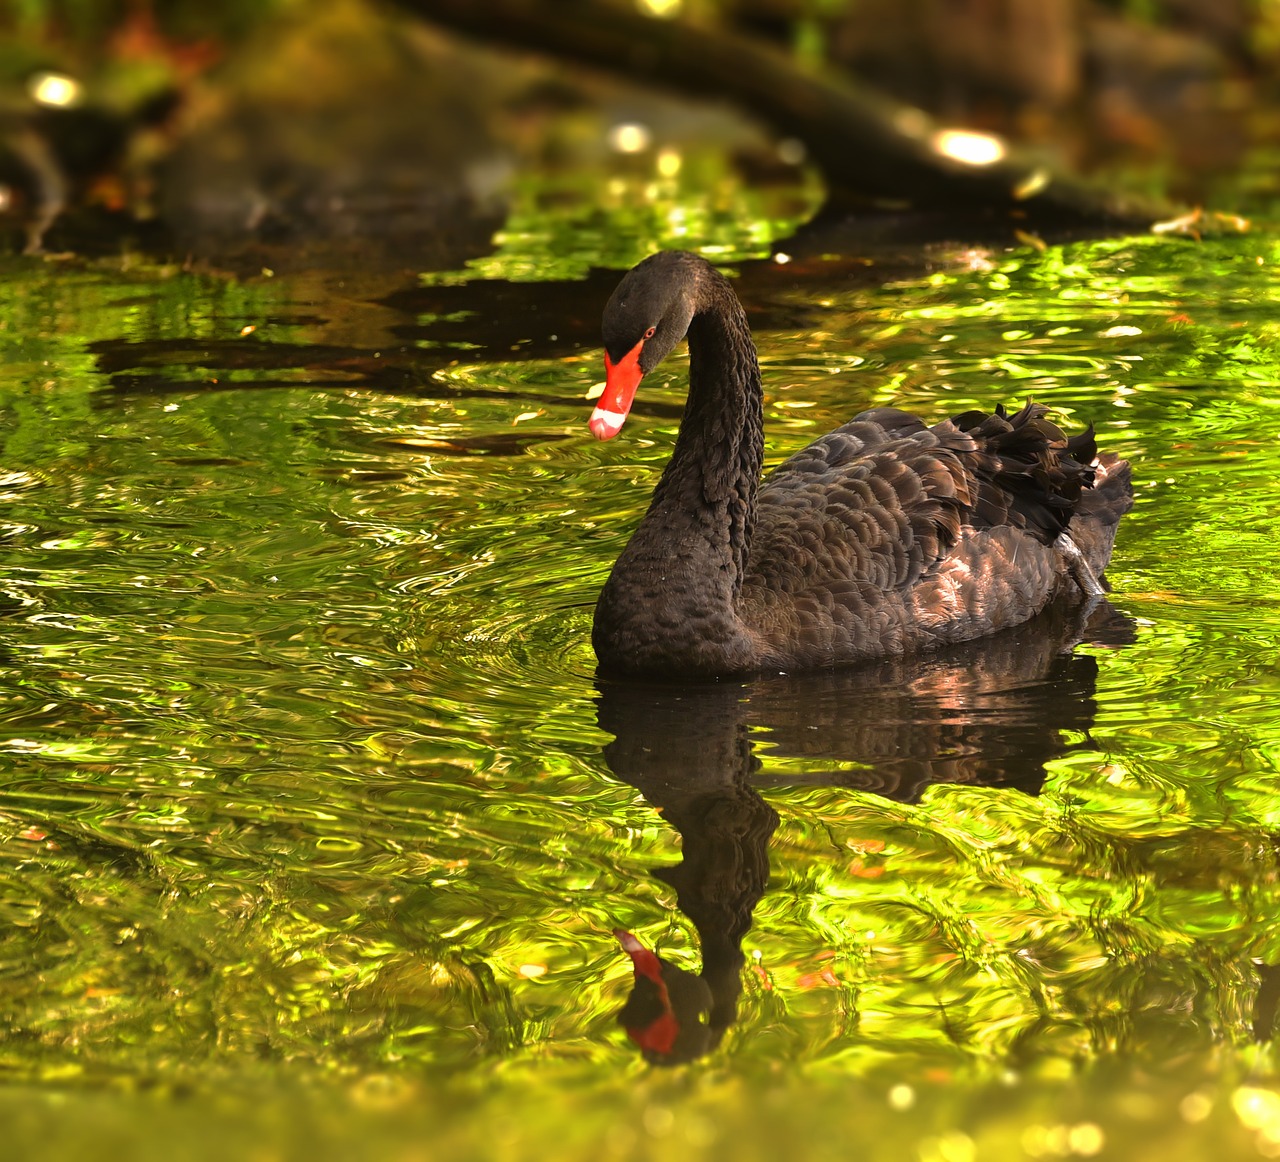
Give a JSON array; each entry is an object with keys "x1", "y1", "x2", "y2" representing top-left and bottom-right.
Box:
[{"x1": 1, "y1": 232, "x2": 1280, "y2": 1154}]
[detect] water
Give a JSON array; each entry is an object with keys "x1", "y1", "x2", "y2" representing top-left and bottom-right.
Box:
[{"x1": 3, "y1": 174, "x2": 1280, "y2": 1158}]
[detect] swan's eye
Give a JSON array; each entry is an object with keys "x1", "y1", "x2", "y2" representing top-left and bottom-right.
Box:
[{"x1": 644, "y1": 326, "x2": 656, "y2": 339}]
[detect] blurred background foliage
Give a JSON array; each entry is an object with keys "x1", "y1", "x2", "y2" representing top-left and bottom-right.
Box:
[{"x1": 0, "y1": 0, "x2": 1277, "y2": 258}]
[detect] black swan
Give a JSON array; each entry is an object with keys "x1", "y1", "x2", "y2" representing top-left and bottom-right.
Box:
[{"x1": 589, "y1": 250, "x2": 1133, "y2": 680}]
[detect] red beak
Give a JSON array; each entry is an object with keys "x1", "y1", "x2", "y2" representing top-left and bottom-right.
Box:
[{"x1": 591, "y1": 338, "x2": 645, "y2": 440}]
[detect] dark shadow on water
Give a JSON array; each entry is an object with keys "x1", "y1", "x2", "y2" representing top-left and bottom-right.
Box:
[
  {"x1": 84, "y1": 210, "x2": 1149, "y2": 426},
  {"x1": 84, "y1": 239, "x2": 951, "y2": 415},
  {"x1": 596, "y1": 597, "x2": 1135, "y2": 1064}
]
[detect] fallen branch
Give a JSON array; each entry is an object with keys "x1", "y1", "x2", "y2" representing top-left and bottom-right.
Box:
[{"x1": 393, "y1": 0, "x2": 1173, "y2": 228}]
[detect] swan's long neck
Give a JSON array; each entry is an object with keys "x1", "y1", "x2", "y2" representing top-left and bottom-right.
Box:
[
  {"x1": 593, "y1": 274, "x2": 764, "y2": 677},
  {"x1": 646, "y1": 279, "x2": 763, "y2": 591}
]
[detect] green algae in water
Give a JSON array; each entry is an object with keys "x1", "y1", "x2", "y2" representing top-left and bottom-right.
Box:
[{"x1": 2, "y1": 212, "x2": 1280, "y2": 1159}]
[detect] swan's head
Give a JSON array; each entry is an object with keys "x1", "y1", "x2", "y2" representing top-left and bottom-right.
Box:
[{"x1": 592, "y1": 251, "x2": 702, "y2": 440}]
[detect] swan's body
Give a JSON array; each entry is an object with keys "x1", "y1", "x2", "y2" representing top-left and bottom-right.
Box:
[{"x1": 589, "y1": 251, "x2": 1132, "y2": 680}]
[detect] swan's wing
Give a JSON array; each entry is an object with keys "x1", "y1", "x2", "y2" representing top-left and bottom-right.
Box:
[{"x1": 746, "y1": 403, "x2": 1100, "y2": 598}]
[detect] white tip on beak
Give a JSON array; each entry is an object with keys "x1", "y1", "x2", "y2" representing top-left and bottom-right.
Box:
[{"x1": 589, "y1": 406, "x2": 629, "y2": 440}]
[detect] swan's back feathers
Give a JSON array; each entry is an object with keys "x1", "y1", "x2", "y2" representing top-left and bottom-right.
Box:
[
  {"x1": 741, "y1": 402, "x2": 1131, "y2": 667},
  {"x1": 753, "y1": 402, "x2": 1099, "y2": 578}
]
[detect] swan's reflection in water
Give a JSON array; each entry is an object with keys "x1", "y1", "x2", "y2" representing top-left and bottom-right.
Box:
[{"x1": 596, "y1": 598, "x2": 1135, "y2": 1064}]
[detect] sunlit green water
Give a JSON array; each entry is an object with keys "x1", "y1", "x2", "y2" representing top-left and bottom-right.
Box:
[{"x1": 3, "y1": 177, "x2": 1280, "y2": 1159}]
